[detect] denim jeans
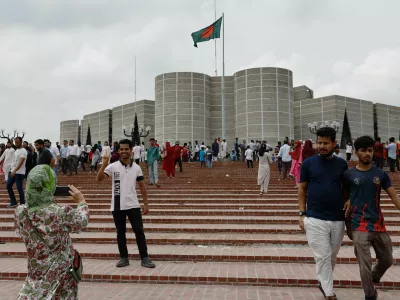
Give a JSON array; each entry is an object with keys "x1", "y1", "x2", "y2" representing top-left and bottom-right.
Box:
[
  {"x1": 7, "y1": 173, "x2": 25, "y2": 205},
  {"x1": 207, "y1": 158, "x2": 212, "y2": 168},
  {"x1": 148, "y1": 160, "x2": 158, "y2": 184}
]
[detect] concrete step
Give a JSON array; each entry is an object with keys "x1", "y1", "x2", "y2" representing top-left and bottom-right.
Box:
[
  {"x1": 1, "y1": 257, "x2": 400, "y2": 289},
  {"x1": 4, "y1": 231, "x2": 400, "y2": 246},
  {"x1": 2, "y1": 243, "x2": 400, "y2": 265}
]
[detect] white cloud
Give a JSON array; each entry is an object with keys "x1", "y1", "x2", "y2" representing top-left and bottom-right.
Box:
[{"x1": 0, "y1": 0, "x2": 400, "y2": 143}]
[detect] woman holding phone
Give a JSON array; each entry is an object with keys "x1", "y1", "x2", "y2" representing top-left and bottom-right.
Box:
[{"x1": 15, "y1": 165, "x2": 89, "y2": 299}]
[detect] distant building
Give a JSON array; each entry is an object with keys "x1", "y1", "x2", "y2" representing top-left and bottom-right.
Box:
[{"x1": 60, "y1": 66, "x2": 400, "y2": 148}]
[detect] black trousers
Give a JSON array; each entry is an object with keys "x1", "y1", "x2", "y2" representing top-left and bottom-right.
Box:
[
  {"x1": 346, "y1": 153, "x2": 352, "y2": 161},
  {"x1": 175, "y1": 158, "x2": 183, "y2": 172},
  {"x1": 135, "y1": 158, "x2": 140, "y2": 165},
  {"x1": 112, "y1": 208, "x2": 148, "y2": 259},
  {"x1": 246, "y1": 159, "x2": 254, "y2": 168},
  {"x1": 374, "y1": 157, "x2": 384, "y2": 169},
  {"x1": 61, "y1": 158, "x2": 69, "y2": 175},
  {"x1": 388, "y1": 157, "x2": 396, "y2": 172}
]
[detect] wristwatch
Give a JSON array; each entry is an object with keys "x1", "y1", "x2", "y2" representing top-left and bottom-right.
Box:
[{"x1": 299, "y1": 211, "x2": 306, "y2": 216}]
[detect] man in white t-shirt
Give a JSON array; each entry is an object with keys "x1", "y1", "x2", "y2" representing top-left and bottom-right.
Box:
[
  {"x1": 346, "y1": 142, "x2": 353, "y2": 161},
  {"x1": 132, "y1": 143, "x2": 142, "y2": 164},
  {"x1": 6, "y1": 137, "x2": 27, "y2": 207},
  {"x1": 67, "y1": 140, "x2": 80, "y2": 176},
  {"x1": 221, "y1": 139, "x2": 228, "y2": 159},
  {"x1": 278, "y1": 140, "x2": 292, "y2": 179},
  {"x1": 244, "y1": 145, "x2": 254, "y2": 168},
  {"x1": 140, "y1": 142, "x2": 145, "y2": 162},
  {"x1": 0, "y1": 141, "x2": 15, "y2": 181},
  {"x1": 97, "y1": 138, "x2": 155, "y2": 269}
]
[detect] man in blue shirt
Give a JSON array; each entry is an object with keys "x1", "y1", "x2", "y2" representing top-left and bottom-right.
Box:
[
  {"x1": 298, "y1": 127, "x2": 348, "y2": 300},
  {"x1": 344, "y1": 136, "x2": 400, "y2": 300}
]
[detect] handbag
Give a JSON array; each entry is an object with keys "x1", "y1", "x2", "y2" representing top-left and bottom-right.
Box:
[
  {"x1": 24, "y1": 209, "x2": 83, "y2": 282},
  {"x1": 69, "y1": 250, "x2": 83, "y2": 282}
]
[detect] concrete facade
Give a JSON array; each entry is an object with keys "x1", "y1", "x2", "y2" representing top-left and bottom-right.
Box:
[
  {"x1": 112, "y1": 100, "x2": 155, "y2": 147},
  {"x1": 210, "y1": 76, "x2": 235, "y2": 144},
  {"x1": 294, "y1": 95, "x2": 374, "y2": 144},
  {"x1": 294, "y1": 85, "x2": 313, "y2": 102},
  {"x1": 155, "y1": 72, "x2": 211, "y2": 145},
  {"x1": 81, "y1": 109, "x2": 112, "y2": 145},
  {"x1": 60, "y1": 120, "x2": 79, "y2": 144},
  {"x1": 234, "y1": 67, "x2": 294, "y2": 144},
  {"x1": 374, "y1": 103, "x2": 400, "y2": 142},
  {"x1": 61, "y1": 66, "x2": 400, "y2": 149}
]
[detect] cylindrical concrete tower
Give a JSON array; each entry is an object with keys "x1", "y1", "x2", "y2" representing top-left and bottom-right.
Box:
[
  {"x1": 60, "y1": 120, "x2": 79, "y2": 144},
  {"x1": 155, "y1": 72, "x2": 211, "y2": 145},
  {"x1": 233, "y1": 67, "x2": 294, "y2": 144}
]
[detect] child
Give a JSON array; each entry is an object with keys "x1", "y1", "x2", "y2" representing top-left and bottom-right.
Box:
[
  {"x1": 230, "y1": 150, "x2": 237, "y2": 161},
  {"x1": 271, "y1": 154, "x2": 276, "y2": 163},
  {"x1": 199, "y1": 146, "x2": 206, "y2": 168},
  {"x1": 205, "y1": 146, "x2": 213, "y2": 168}
]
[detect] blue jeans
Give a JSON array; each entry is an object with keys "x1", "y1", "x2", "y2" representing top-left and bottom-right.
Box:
[
  {"x1": 207, "y1": 159, "x2": 212, "y2": 168},
  {"x1": 7, "y1": 173, "x2": 25, "y2": 205},
  {"x1": 148, "y1": 160, "x2": 158, "y2": 184}
]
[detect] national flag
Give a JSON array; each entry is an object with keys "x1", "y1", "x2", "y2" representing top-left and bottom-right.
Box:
[{"x1": 191, "y1": 16, "x2": 223, "y2": 48}]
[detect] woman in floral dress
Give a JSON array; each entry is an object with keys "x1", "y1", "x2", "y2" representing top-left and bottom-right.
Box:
[{"x1": 15, "y1": 165, "x2": 89, "y2": 299}]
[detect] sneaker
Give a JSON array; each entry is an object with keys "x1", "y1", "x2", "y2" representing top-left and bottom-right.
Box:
[
  {"x1": 7, "y1": 203, "x2": 17, "y2": 208},
  {"x1": 155, "y1": 183, "x2": 160, "y2": 187},
  {"x1": 116, "y1": 257, "x2": 129, "y2": 268},
  {"x1": 141, "y1": 257, "x2": 155, "y2": 268}
]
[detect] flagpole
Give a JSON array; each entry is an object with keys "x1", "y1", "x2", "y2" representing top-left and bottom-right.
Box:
[
  {"x1": 221, "y1": 12, "x2": 225, "y2": 140},
  {"x1": 214, "y1": 0, "x2": 217, "y2": 76}
]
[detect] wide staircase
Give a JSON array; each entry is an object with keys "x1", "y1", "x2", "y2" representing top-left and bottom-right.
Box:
[{"x1": 1, "y1": 162, "x2": 400, "y2": 299}]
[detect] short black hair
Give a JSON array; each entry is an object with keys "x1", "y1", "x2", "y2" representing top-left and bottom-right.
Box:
[
  {"x1": 149, "y1": 138, "x2": 155, "y2": 142},
  {"x1": 376, "y1": 137, "x2": 381, "y2": 142},
  {"x1": 119, "y1": 139, "x2": 132, "y2": 149},
  {"x1": 34, "y1": 139, "x2": 44, "y2": 145},
  {"x1": 70, "y1": 140, "x2": 74, "y2": 143},
  {"x1": 389, "y1": 137, "x2": 395, "y2": 143},
  {"x1": 316, "y1": 127, "x2": 336, "y2": 142},
  {"x1": 43, "y1": 139, "x2": 50, "y2": 143},
  {"x1": 63, "y1": 140, "x2": 68, "y2": 143},
  {"x1": 354, "y1": 136, "x2": 375, "y2": 151},
  {"x1": 15, "y1": 137, "x2": 23, "y2": 142}
]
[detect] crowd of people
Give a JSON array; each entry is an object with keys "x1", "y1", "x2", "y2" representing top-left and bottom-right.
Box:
[{"x1": 1, "y1": 131, "x2": 400, "y2": 299}]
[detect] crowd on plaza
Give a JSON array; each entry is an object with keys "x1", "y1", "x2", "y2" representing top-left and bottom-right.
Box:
[{"x1": 1, "y1": 131, "x2": 400, "y2": 299}]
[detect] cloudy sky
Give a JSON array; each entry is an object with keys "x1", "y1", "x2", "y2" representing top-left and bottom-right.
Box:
[{"x1": 1, "y1": 0, "x2": 399, "y2": 143}]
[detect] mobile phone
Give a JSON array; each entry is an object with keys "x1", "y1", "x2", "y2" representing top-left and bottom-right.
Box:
[{"x1": 54, "y1": 186, "x2": 71, "y2": 197}]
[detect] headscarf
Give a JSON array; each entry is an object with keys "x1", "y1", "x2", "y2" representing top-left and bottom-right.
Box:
[
  {"x1": 25, "y1": 165, "x2": 56, "y2": 213},
  {"x1": 290, "y1": 141, "x2": 302, "y2": 161},
  {"x1": 302, "y1": 140, "x2": 316, "y2": 160}
]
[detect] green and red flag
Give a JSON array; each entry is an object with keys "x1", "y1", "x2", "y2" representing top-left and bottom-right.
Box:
[{"x1": 191, "y1": 16, "x2": 223, "y2": 48}]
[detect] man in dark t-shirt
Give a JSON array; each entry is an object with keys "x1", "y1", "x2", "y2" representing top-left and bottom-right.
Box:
[
  {"x1": 344, "y1": 136, "x2": 400, "y2": 300},
  {"x1": 298, "y1": 127, "x2": 348, "y2": 300},
  {"x1": 34, "y1": 139, "x2": 55, "y2": 167},
  {"x1": 373, "y1": 137, "x2": 384, "y2": 169}
]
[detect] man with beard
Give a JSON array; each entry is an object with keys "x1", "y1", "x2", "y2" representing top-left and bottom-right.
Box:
[
  {"x1": 344, "y1": 136, "x2": 400, "y2": 300},
  {"x1": 35, "y1": 139, "x2": 55, "y2": 167},
  {"x1": 96, "y1": 139, "x2": 155, "y2": 269},
  {"x1": 298, "y1": 127, "x2": 348, "y2": 300},
  {"x1": 0, "y1": 141, "x2": 15, "y2": 181}
]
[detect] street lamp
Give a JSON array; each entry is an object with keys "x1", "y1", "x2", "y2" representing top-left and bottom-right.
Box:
[
  {"x1": 308, "y1": 121, "x2": 340, "y2": 134},
  {"x1": 123, "y1": 113, "x2": 151, "y2": 145},
  {"x1": 0, "y1": 128, "x2": 26, "y2": 141}
]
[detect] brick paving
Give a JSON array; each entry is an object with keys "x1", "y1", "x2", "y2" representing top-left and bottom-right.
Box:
[
  {"x1": 1, "y1": 281, "x2": 400, "y2": 300},
  {"x1": 1, "y1": 162, "x2": 400, "y2": 299}
]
